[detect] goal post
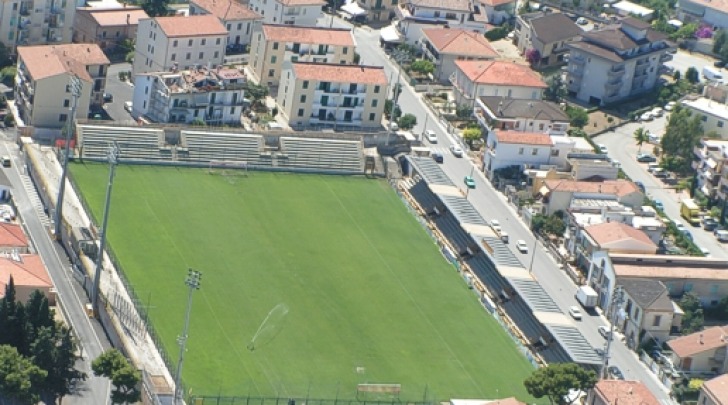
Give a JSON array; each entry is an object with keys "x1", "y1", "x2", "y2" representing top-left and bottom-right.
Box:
[{"x1": 208, "y1": 160, "x2": 249, "y2": 176}]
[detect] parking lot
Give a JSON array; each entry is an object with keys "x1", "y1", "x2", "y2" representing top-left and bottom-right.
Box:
[{"x1": 102, "y1": 63, "x2": 136, "y2": 123}]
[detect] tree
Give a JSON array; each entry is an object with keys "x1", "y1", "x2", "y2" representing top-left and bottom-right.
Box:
[
  {"x1": 532, "y1": 214, "x2": 566, "y2": 238},
  {"x1": 714, "y1": 30, "x2": 728, "y2": 54},
  {"x1": 524, "y1": 363, "x2": 597, "y2": 405},
  {"x1": 634, "y1": 127, "x2": 649, "y2": 153},
  {"x1": 679, "y1": 292, "x2": 705, "y2": 335},
  {"x1": 384, "y1": 100, "x2": 402, "y2": 120},
  {"x1": 397, "y1": 113, "x2": 417, "y2": 130},
  {"x1": 0, "y1": 43, "x2": 11, "y2": 69},
  {"x1": 142, "y1": 0, "x2": 168, "y2": 17},
  {"x1": 565, "y1": 105, "x2": 589, "y2": 129},
  {"x1": 25, "y1": 290, "x2": 54, "y2": 347},
  {"x1": 455, "y1": 103, "x2": 472, "y2": 118},
  {"x1": 485, "y1": 26, "x2": 510, "y2": 42},
  {"x1": 409, "y1": 59, "x2": 435, "y2": 76},
  {"x1": 462, "y1": 127, "x2": 482, "y2": 146},
  {"x1": 243, "y1": 82, "x2": 269, "y2": 108},
  {"x1": 696, "y1": 25, "x2": 713, "y2": 39},
  {"x1": 92, "y1": 349, "x2": 141, "y2": 405},
  {"x1": 0, "y1": 345, "x2": 47, "y2": 404},
  {"x1": 670, "y1": 23, "x2": 698, "y2": 41},
  {"x1": 31, "y1": 324, "x2": 86, "y2": 403},
  {"x1": 661, "y1": 106, "x2": 704, "y2": 175},
  {"x1": 544, "y1": 75, "x2": 566, "y2": 102},
  {"x1": 673, "y1": 70, "x2": 681, "y2": 81},
  {"x1": 0, "y1": 276, "x2": 27, "y2": 352},
  {"x1": 525, "y1": 48, "x2": 541, "y2": 65},
  {"x1": 685, "y1": 67, "x2": 700, "y2": 84}
]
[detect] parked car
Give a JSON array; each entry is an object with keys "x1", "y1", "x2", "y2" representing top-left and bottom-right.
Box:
[
  {"x1": 464, "y1": 175, "x2": 476, "y2": 189},
  {"x1": 653, "y1": 168, "x2": 669, "y2": 178},
  {"x1": 597, "y1": 144, "x2": 608, "y2": 154},
  {"x1": 699, "y1": 246, "x2": 710, "y2": 256},
  {"x1": 637, "y1": 153, "x2": 657, "y2": 162},
  {"x1": 634, "y1": 181, "x2": 645, "y2": 193},
  {"x1": 608, "y1": 366, "x2": 625, "y2": 380},
  {"x1": 715, "y1": 60, "x2": 726, "y2": 68},
  {"x1": 703, "y1": 217, "x2": 719, "y2": 231},
  {"x1": 654, "y1": 200, "x2": 664, "y2": 210},
  {"x1": 103, "y1": 93, "x2": 113, "y2": 103},
  {"x1": 491, "y1": 219, "x2": 502, "y2": 232},
  {"x1": 576, "y1": 17, "x2": 588, "y2": 25},
  {"x1": 516, "y1": 239, "x2": 528, "y2": 253},
  {"x1": 431, "y1": 152, "x2": 443, "y2": 163},
  {"x1": 640, "y1": 111, "x2": 654, "y2": 121},
  {"x1": 651, "y1": 107, "x2": 664, "y2": 117},
  {"x1": 568, "y1": 306, "x2": 583, "y2": 320},
  {"x1": 424, "y1": 130, "x2": 437, "y2": 143},
  {"x1": 450, "y1": 144, "x2": 464, "y2": 157},
  {"x1": 598, "y1": 326, "x2": 611, "y2": 339},
  {"x1": 665, "y1": 101, "x2": 677, "y2": 111},
  {"x1": 124, "y1": 101, "x2": 133, "y2": 112}
]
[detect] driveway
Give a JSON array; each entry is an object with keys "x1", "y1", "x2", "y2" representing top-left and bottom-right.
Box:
[
  {"x1": 594, "y1": 118, "x2": 728, "y2": 258},
  {"x1": 103, "y1": 63, "x2": 135, "y2": 123}
]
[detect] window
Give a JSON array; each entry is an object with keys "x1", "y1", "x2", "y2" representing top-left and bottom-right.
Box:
[
  {"x1": 702, "y1": 115, "x2": 708, "y2": 122},
  {"x1": 188, "y1": 39, "x2": 193, "y2": 46},
  {"x1": 227, "y1": 24, "x2": 232, "y2": 30},
  {"x1": 216, "y1": 38, "x2": 221, "y2": 45},
  {"x1": 302, "y1": 80, "x2": 309, "y2": 89},
  {"x1": 298, "y1": 108, "x2": 304, "y2": 117},
  {"x1": 374, "y1": 85, "x2": 380, "y2": 93},
  {"x1": 685, "y1": 283, "x2": 694, "y2": 292},
  {"x1": 171, "y1": 53, "x2": 176, "y2": 61},
  {"x1": 518, "y1": 147, "x2": 524, "y2": 155},
  {"x1": 372, "y1": 99, "x2": 378, "y2": 107},
  {"x1": 551, "y1": 149, "x2": 559, "y2": 157},
  {"x1": 343, "y1": 47, "x2": 348, "y2": 55},
  {"x1": 532, "y1": 148, "x2": 538, "y2": 155},
  {"x1": 300, "y1": 95, "x2": 306, "y2": 102},
  {"x1": 199, "y1": 52, "x2": 204, "y2": 59},
  {"x1": 369, "y1": 112, "x2": 375, "y2": 121},
  {"x1": 231, "y1": 107, "x2": 236, "y2": 114},
  {"x1": 271, "y1": 56, "x2": 277, "y2": 63},
  {"x1": 202, "y1": 39, "x2": 206, "y2": 46},
  {"x1": 273, "y1": 42, "x2": 279, "y2": 50},
  {"x1": 237, "y1": 23, "x2": 242, "y2": 30},
  {"x1": 719, "y1": 121, "x2": 725, "y2": 128},
  {"x1": 59, "y1": 114, "x2": 68, "y2": 122},
  {"x1": 63, "y1": 99, "x2": 69, "y2": 107},
  {"x1": 538, "y1": 123, "x2": 544, "y2": 130},
  {"x1": 186, "y1": 52, "x2": 191, "y2": 60},
  {"x1": 268, "y1": 69, "x2": 275, "y2": 77},
  {"x1": 653, "y1": 315, "x2": 662, "y2": 327},
  {"x1": 214, "y1": 51, "x2": 219, "y2": 58},
  {"x1": 711, "y1": 284, "x2": 720, "y2": 294}
]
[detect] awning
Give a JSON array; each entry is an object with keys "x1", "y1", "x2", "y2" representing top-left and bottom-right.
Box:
[
  {"x1": 380, "y1": 25, "x2": 403, "y2": 44},
  {"x1": 341, "y1": 1, "x2": 366, "y2": 17}
]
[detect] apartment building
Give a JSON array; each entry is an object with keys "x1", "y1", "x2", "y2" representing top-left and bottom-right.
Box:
[
  {"x1": 188, "y1": 0, "x2": 262, "y2": 48},
  {"x1": 682, "y1": 98, "x2": 728, "y2": 138},
  {"x1": 617, "y1": 278, "x2": 676, "y2": 348},
  {"x1": 0, "y1": 0, "x2": 76, "y2": 52},
  {"x1": 393, "y1": 0, "x2": 489, "y2": 45},
  {"x1": 514, "y1": 12, "x2": 582, "y2": 67},
  {"x1": 73, "y1": 7, "x2": 149, "y2": 51},
  {"x1": 540, "y1": 180, "x2": 643, "y2": 216},
  {"x1": 132, "y1": 66, "x2": 246, "y2": 125},
  {"x1": 451, "y1": 60, "x2": 546, "y2": 107},
  {"x1": 15, "y1": 43, "x2": 110, "y2": 128},
  {"x1": 420, "y1": 28, "x2": 499, "y2": 83},
  {"x1": 483, "y1": 130, "x2": 554, "y2": 177},
  {"x1": 566, "y1": 17, "x2": 673, "y2": 105},
  {"x1": 132, "y1": 15, "x2": 227, "y2": 75},
  {"x1": 357, "y1": 0, "x2": 398, "y2": 21},
  {"x1": 693, "y1": 138, "x2": 728, "y2": 202},
  {"x1": 586, "y1": 380, "x2": 660, "y2": 405},
  {"x1": 277, "y1": 62, "x2": 387, "y2": 130},
  {"x1": 699, "y1": 374, "x2": 728, "y2": 405},
  {"x1": 678, "y1": 0, "x2": 728, "y2": 29},
  {"x1": 474, "y1": 96, "x2": 569, "y2": 136},
  {"x1": 248, "y1": 0, "x2": 325, "y2": 26},
  {"x1": 250, "y1": 24, "x2": 355, "y2": 85},
  {"x1": 667, "y1": 325, "x2": 728, "y2": 375}
]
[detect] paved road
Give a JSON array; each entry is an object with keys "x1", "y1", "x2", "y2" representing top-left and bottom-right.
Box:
[
  {"x1": 0, "y1": 132, "x2": 112, "y2": 404},
  {"x1": 594, "y1": 119, "x2": 728, "y2": 258},
  {"x1": 664, "y1": 50, "x2": 714, "y2": 77},
  {"x1": 103, "y1": 63, "x2": 135, "y2": 123},
  {"x1": 326, "y1": 18, "x2": 674, "y2": 403}
]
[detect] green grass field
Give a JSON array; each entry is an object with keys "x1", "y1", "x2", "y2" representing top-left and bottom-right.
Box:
[{"x1": 71, "y1": 164, "x2": 535, "y2": 401}]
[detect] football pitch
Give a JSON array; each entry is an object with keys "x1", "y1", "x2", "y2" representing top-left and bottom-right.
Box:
[{"x1": 71, "y1": 164, "x2": 535, "y2": 401}]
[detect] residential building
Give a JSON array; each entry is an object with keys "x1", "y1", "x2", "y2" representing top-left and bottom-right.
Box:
[
  {"x1": 132, "y1": 66, "x2": 246, "y2": 125},
  {"x1": 0, "y1": 255, "x2": 54, "y2": 305},
  {"x1": 617, "y1": 278, "x2": 675, "y2": 348},
  {"x1": 474, "y1": 96, "x2": 569, "y2": 136},
  {"x1": 0, "y1": 0, "x2": 76, "y2": 52},
  {"x1": 393, "y1": 0, "x2": 489, "y2": 45},
  {"x1": 277, "y1": 62, "x2": 387, "y2": 130},
  {"x1": 682, "y1": 98, "x2": 728, "y2": 138},
  {"x1": 575, "y1": 221, "x2": 657, "y2": 283},
  {"x1": 357, "y1": 0, "x2": 398, "y2": 21},
  {"x1": 678, "y1": 0, "x2": 728, "y2": 29},
  {"x1": 612, "y1": 1, "x2": 655, "y2": 20},
  {"x1": 586, "y1": 380, "x2": 660, "y2": 405},
  {"x1": 667, "y1": 325, "x2": 728, "y2": 375},
  {"x1": 132, "y1": 15, "x2": 227, "y2": 75},
  {"x1": 515, "y1": 12, "x2": 582, "y2": 67},
  {"x1": 699, "y1": 374, "x2": 728, "y2": 405},
  {"x1": 566, "y1": 153, "x2": 619, "y2": 180},
  {"x1": 250, "y1": 24, "x2": 356, "y2": 85},
  {"x1": 566, "y1": 17, "x2": 673, "y2": 105},
  {"x1": 540, "y1": 179, "x2": 644, "y2": 215},
  {"x1": 73, "y1": 7, "x2": 149, "y2": 51},
  {"x1": 247, "y1": 0, "x2": 325, "y2": 26},
  {"x1": 15, "y1": 44, "x2": 110, "y2": 129},
  {"x1": 693, "y1": 138, "x2": 728, "y2": 201},
  {"x1": 483, "y1": 130, "x2": 554, "y2": 177},
  {"x1": 479, "y1": 0, "x2": 516, "y2": 25},
  {"x1": 188, "y1": 0, "x2": 262, "y2": 49},
  {"x1": 0, "y1": 222, "x2": 30, "y2": 254},
  {"x1": 451, "y1": 60, "x2": 546, "y2": 107},
  {"x1": 420, "y1": 28, "x2": 499, "y2": 83}
]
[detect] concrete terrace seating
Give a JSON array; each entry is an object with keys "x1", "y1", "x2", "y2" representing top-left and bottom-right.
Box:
[
  {"x1": 178, "y1": 131, "x2": 266, "y2": 165},
  {"x1": 408, "y1": 180, "x2": 442, "y2": 214},
  {"x1": 78, "y1": 125, "x2": 167, "y2": 161},
  {"x1": 279, "y1": 137, "x2": 363, "y2": 173},
  {"x1": 434, "y1": 214, "x2": 478, "y2": 257}
]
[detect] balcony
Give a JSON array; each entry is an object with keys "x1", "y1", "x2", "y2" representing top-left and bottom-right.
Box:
[
  {"x1": 608, "y1": 66, "x2": 625, "y2": 78},
  {"x1": 571, "y1": 55, "x2": 586, "y2": 66},
  {"x1": 604, "y1": 79, "x2": 622, "y2": 92},
  {"x1": 569, "y1": 67, "x2": 584, "y2": 78}
]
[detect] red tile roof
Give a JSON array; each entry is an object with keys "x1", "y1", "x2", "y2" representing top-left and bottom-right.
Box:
[
  {"x1": 191, "y1": 0, "x2": 262, "y2": 20},
  {"x1": 592, "y1": 380, "x2": 660, "y2": 405},
  {"x1": 292, "y1": 63, "x2": 387, "y2": 84},
  {"x1": 480, "y1": 0, "x2": 516, "y2": 6},
  {"x1": 279, "y1": 0, "x2": 326, "y2": 6},
  {"x1": 154, "y1": 15, "x2": 228, "y2": 37},
  {"x1": 454, "y1": 60, "x2": 546, "y2": 88},
  {"x1": 543, "y1": 179, "x2": 641, "y2": 197},
  {"x1": 17, "y1": 44, "x2": 109, "y2": 82},
  {"x1": 702, "y1": 374, "x2": 728, "y2": 405},
  {"x1": 262, "y1": 24, "x2": 355, "y2": 46},
  {"x1": 0, "y1": 223, "x2": 28, "y2": 248},
  {"x1": 422, "y1": 28, "x2": 499, "y2": 58},
  {"x1": 667, "y1": 325, "x2": 728, "y2": 358},
  {"x1": 88, "y1": 7, "x2": 149, "y2": 27},
  {"x1": 494, "y1": 130, "x2": 552, "y2": 145},
  {"x1": 0, "y1": 255, "x2": 52, "y2": 297},
  {"x1": 583, "y1": 222, "x2": 656, "y2": 248}
]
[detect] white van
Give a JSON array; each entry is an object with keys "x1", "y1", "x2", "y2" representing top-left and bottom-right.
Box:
[
  {"x1": 703, "y1": 66, "x2": 724, "y2": 82},
  {"x1": 716, "y1": 230, "x2": 728, "y2": 242}
]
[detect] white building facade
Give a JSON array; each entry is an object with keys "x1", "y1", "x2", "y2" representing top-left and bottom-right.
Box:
[
  {"x1": 451, "y1": 60, "x2": 546, "y2": 106},
  {"x1": 393, "y1": 0, "x2": 489, "y2": 45},
  {"x1": 188, "y1": 0, "x2": 262, "y2": 48},
  {"x1": 247, "y1": 0, "x2": 325, "y2": 26},
  {"x1": 0, "y1": 0, "x2": 75, "y2": 52},
  {"x1": 483, "y1": 130, "x2": 555, "y2": 177}
]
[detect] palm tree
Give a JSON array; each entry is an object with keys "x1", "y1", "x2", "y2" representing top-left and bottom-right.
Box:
[{"x1": 634, "y1": 126, "x2": 649, "y2": 153}]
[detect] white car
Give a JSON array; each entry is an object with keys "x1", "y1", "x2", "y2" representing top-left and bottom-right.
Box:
[
  {"x1": 569, "y1": 306, "x2": 583, "y2": 320},
  {"x1": 516, "y1": 239, "x2": 528, "y2": 253},
  {"x1": 124, "y1": 101, "x2": 133, "y2": 113},
  {"x1": 664, "y1": 101, "x2": 677, "y2": 111},
  {"x1": 424, "y1": 130, "x2": 438, "y2": 143},
  {"x1": 640, "y1": 111, "x2": 654, "y2": 121},
  {"x1": 450, "y1": 144, "x2": 464, "y2": 157},
  {"x1": 491, "y1": 219, "x2": 501, "y2": 232},
  {"x1": 598, "y1": 326, "x2": 611, "y2": 338},
  {"x1": 576, "y1": 17, "x2": 588, "y2": 25},
  {"x1": 651, "y1": 107, "x2": 664, "y2": 117},
  {"x1": 598, "y1": 144, "x2": 608, "y2": 154}
]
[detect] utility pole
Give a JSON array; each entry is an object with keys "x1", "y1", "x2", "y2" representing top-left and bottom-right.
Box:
[
  {"x1": 386, "y1": 59, "x2": 403, "y2": 146},
  {"x1": 528, "y1": 236, "x2": 538, "y2": 274},
  {"x1": 53, "y1": 75, "x2": 82, "y2": 239},
  {"x1": 174, "y1": 269, "x2": 202, "y2": 405},
  {"x1": 92, "y1": 143, "x2": 120, "y2": 316},
  {"x1": 600, "y1": 285, "x2": 624, "y2": 379}
]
